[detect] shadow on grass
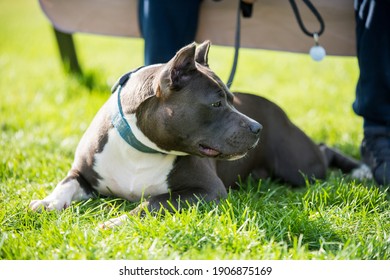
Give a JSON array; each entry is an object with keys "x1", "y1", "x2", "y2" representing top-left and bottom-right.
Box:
[
  {"x1": 231, "y1": 177, "x2": 346, "y2": 253},
  {"x1": 65, "y1": 69, "x2": 110, "y2": 93}
]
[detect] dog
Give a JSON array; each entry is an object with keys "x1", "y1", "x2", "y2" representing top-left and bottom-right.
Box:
[{"x1": 29, "y1": 41, "x2": 370, "y2": 228}]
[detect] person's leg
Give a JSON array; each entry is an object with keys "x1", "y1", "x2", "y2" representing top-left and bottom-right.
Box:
[
  {"x1": 138, "y1": 0, "x2": 202, "y2": 65},
  {"x1": 353, "y1": 0, "x2": 390, "y2": 185}
]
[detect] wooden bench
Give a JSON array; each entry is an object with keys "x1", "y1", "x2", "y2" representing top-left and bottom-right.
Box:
[{"x1": 39, "y1": 0, "x2": 355, "y2": 74}]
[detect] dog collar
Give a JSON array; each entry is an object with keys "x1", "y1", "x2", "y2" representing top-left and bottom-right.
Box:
[{"x1": 111, "y1": 68, "x2": 161, "y2": 154}]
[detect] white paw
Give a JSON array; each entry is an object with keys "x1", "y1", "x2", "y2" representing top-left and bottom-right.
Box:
[
  {"x1": 99, "y1": 214, "x2": 129, "y2": 229},
  {"x1": 29, "y1": 178, "x2": 89, "y2": 211},
  {"x1": 351, "y1": 164, "x2": 373, "y2": 180},
  {"x1": 29, "y1": 198, "x2": 71, "y2": 211}
]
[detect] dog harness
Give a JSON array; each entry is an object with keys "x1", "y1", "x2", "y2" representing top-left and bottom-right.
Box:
[{"x1": 111, "y1": 67, "x2": 161, "y2": 154}]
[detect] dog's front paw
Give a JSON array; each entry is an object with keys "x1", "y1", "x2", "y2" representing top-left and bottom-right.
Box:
[
  {"x1": 99, "y1": 202, "x2": 149, "y2": 229},
  {"x1": 29, "y1": 198, "x2": 71, "y2": 211},
  {"x1": 99, "y1": 214, "x2": 129, "y2": 229},
  {"x1": 129, "y1": 201, "x2": 149, "y2": 216}
]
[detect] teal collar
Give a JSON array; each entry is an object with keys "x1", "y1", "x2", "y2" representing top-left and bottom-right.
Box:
[{"x1": 111, "y1": 69, "x2": 161, "y2": 154}]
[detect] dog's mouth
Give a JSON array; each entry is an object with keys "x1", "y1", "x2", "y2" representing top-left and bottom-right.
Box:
[
  {"x1": 198, "y1": 144, "x2": 221, "y2": 157},
  {"x1": 198, "y1": 138, "x2": 259, "y2": 159},
  {"x1": 198, "y1": 144, "x2": 247, "y2": 160}
]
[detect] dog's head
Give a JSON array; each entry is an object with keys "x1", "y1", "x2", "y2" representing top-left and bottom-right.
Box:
[{"x1": 138, "y1": 41, "x2": 262, "y2": 160}]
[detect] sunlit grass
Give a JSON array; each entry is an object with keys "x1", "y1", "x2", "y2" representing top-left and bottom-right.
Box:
[{"x1": 1, "y1": 0, "x2": 389, "y2": 260}]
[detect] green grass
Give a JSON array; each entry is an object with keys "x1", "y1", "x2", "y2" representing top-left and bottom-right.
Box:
[{"x1": 1, "y1": 0, "x2": 389, "y2": 260}]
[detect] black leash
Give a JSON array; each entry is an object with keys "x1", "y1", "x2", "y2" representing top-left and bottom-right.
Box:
[
  {"x1": 226, "y1": 0, "x2": 326, "y2": 88},
  {"x1": 288, "y1": 0, "x2": 325, "y2": 37},
  {"x1": 226, "y1": 0, "x2": 253, "y2": 89},
  {"x1": 226, "y1": 0, "x2": 242, "y2": 89}
]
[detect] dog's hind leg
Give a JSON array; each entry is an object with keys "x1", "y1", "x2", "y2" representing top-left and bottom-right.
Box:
[
  {"x1": 29, "y1": 171, "x2": 94, "y2": 211},
  {"x1": 319, "y1": 143, "x2": 361, "y2": 172},
  {"x1": 318, "y1": 143, "x2": 372, "y2": 179}
]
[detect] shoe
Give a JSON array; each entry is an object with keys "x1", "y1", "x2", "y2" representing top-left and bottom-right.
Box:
[{"x1": 361, "y1": 128, "x2": 390, "y2": 185}]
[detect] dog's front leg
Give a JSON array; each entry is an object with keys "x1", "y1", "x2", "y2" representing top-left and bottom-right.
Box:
[
  {"x1": 145, "y1": 186, "x2": 228, "y2": 214},
  {"x1": 29, "y1": 173, "x2": 93, "y2": 211},
  {"x1": 100, "y1": 185, "x2": 227, "y2": 229},
  {"x1": 100, "y1": 156, "x2": 227, "y2": 229}
]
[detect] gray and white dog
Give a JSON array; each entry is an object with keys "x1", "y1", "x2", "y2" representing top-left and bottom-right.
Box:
[{"x1": 30, "y1": 41, "x2": 369, "y2": 227}]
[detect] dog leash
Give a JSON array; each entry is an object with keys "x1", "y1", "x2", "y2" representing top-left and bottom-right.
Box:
[
  {"x1": 288, "y1": 0, "x2": 324, "y2": 38},
  {"x1": 226, "y1": 0, "x2": 254, "y2": 89},
  {"x1": 226, "y1": 0, "x2": 243, "y2": 89},
  {"x1": 288, "y1": 0, "x2": 326, "y2": 61},
  {"x1": 226, "y1": 0, "x2": 326, "y2": 88}
]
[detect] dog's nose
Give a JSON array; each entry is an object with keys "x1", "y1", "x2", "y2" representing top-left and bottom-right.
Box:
[{"x1": 249, "y1": 121, "x2": 262, "y2": 135}]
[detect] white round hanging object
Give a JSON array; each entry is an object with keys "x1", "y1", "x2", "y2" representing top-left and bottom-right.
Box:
[{"x1": 310, "y1": 45, "x2": 326, "y2": 61}]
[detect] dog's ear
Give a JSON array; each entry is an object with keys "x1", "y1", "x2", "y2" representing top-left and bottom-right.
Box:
[
  {"x1": 161, "y1": 42, "x2": 197, "y2": 91},
  {"x1": 195, "y1": 41, "x2": 210, "y2": 67}
]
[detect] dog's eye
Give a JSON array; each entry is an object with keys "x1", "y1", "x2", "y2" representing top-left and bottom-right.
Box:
[{"x1": 211, "y1": 101, "x2": 222, "y2": 108}]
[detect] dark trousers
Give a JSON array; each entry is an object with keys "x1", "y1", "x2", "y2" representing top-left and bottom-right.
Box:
[
  {"x1": 353, "y1": 0, "x2": 390, "y2": 128},
  {"x1": 138, "y1": 0, "x2": 202, "y2": 65}
]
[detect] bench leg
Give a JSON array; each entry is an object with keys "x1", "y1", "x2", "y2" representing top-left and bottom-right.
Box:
[{"x1": 53, "y1": 27, "x2": 82, "y2": 75}]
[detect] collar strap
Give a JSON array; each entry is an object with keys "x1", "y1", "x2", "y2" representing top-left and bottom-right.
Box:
[
  {"x1": 111, "y1": 66, "x2": 144, "y2": 93},
  {"x1": 111, "y1": 68, "x2": 161, "y2": 154}
]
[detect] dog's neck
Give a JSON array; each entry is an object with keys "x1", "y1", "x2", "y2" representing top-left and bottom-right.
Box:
[
  {"x1": 110, "y1": 66, "x2": 161, "y2": 154},
  {"x1": 111, "y1": 84, "x2": 162, "y2": 154},
  {"x1": 111, "y1": 67, "x2": 188, "y2": 156}
]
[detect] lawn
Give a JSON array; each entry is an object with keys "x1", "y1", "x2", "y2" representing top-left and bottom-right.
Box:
[{"x1": 0, "y1": 0, "x2": 389, "y2": 260}]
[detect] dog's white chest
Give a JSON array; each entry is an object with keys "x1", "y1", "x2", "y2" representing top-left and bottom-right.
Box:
[{"x1": 93, "y1": 129, "x2": 176, "y2": 201}]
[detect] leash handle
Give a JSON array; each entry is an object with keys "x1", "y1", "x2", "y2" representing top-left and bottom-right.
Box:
[{"x1": 288, "y1": 0, "x2": 325, "y2": 37}]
